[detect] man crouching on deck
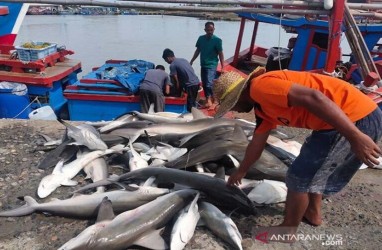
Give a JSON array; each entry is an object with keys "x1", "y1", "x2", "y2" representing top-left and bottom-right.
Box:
[{"x1": 213, "y1": 67, "x2": 382, "y2": 242}]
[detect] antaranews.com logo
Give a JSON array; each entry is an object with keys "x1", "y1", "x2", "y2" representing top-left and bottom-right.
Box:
[{"x1": 252, "y1": 227, "x2": 343, "y2": 246}]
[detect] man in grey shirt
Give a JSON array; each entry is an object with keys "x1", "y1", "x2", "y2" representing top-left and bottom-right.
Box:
[
  {"x1": 162, "y1": 48, "x2": 200, "y2": 112},
  {"x1": 139, "y1": 65, "x2": 171, "y2": 113}
]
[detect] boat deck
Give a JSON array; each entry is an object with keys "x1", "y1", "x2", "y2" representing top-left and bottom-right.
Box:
[
  {"x1": 0, "y1": 46, "x2": 81, "y2": 87},
  {"x1": 0, "y1": 57, "x2": 81, "y2": 87}
]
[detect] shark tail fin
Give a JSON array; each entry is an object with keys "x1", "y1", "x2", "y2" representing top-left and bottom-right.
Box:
[
  {"x1": 23, "y1": 196, "x2": 39, "y2": 206},
  {"x1": 0, "y1": 196, "x2": 38, "y2": 217}
]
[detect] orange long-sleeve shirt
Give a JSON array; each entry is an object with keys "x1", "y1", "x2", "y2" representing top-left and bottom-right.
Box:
[{"x1": 250, "y1": 70, "x2": 377, "y2": 133}]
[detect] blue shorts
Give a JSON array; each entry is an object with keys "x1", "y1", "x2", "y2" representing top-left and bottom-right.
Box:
[
  {"x1": 201, "y1": 67, "x2": 217, "y2": 98},
  {"x1": 286, "y1": 108, "x2": 382, "y2": 195}
]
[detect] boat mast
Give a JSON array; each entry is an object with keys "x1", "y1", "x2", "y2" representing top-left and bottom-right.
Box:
[{"x1": 324, "y1": 0, "x2": 345, "y2": 76}]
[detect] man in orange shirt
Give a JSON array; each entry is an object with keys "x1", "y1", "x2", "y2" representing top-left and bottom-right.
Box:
[{"x1": 214, "y1": 67, "x2": 382, "y2": 241}]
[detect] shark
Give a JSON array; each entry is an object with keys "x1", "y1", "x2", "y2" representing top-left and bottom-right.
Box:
[
  {"x1": 58, "y1": 119, "x2": 108, "y2": 150},
  {"x1": 37, "y1": 145, "x2": 125, "y2": 198},
  {"x1": 109, "y1": 117, "x2": 256, "y2": 144},
  {"x1": 163, "y1": 125, "x2": 249, "y2": 169},
  {"x1": 58, "y1": 189, "x2": 199, "y2": 250},
  {"x1": 170, "y1": 192, "x2": 200, "y2": 250},
  {"x1": 199, "y1": 201, "x2": 243, "y2": 250},
  {"x1": 75, "y1": 167, "x2": 257, "y2": 215},
  {"x1": 0, "y1": 187, "x2": 170, "y2": 218}
]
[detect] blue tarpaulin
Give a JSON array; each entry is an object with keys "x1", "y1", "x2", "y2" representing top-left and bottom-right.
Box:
[{"x1": 94, "y1": 59, "x2": 155, "y2": 94}]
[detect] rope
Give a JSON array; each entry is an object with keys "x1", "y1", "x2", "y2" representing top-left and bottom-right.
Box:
[
  {"x1": 277, "y1": 5, "x2": 284, "y2": 70},
  {"x1": 11, "y1": 96, "x2": 40, "y2": 119}
]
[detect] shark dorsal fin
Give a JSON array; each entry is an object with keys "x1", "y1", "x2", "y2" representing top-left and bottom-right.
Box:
[
  {"x1": 96, "y1": 196, "x2": 115, "y2": 222},
  {"x1": 214, "y1": 167, "x2": 226, "y2": 180},
  {"x1": 187, "y1": 192, "x2": 200, "y2": 213},
  {"x1": 191, "y1": 107, "x2": 209, "y2": 120},
  {"x1": 232, "y1": 124, "x2": 248, "y2": 143},
  {"x1": 58, "y1": 118, "x2": 80, "y2": 132}
]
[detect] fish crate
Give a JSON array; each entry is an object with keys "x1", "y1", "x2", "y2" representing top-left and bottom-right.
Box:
[{"x1": 15, "y1": 42, "x2": 57, "y2": 62}]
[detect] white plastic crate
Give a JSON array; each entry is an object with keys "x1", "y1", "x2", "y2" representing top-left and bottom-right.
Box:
[{"x1": 15, "y1": 42, "x2": 57, "y2": 62}]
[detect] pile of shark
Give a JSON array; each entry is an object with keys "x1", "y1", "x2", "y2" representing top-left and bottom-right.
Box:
[{"x1": 0, "y1": 105, "x2": 302, "y2": 250}]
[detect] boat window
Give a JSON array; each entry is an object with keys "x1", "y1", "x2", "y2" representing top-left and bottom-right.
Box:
[{"x1": 312, "y1": 32, "x2": 328, "y2": 49}]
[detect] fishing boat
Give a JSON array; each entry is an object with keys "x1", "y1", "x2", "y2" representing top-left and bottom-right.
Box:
[
  {"x1": 0, "y1": 0, "x2": 382, "y2": 121},
  {"x1": 220, "y1": 0, "x2": 382, "y2": 108},
  {"x1": 63, "y1": 59, "x2": 187, "y2": 121},
  {"x1": 0, "y1": 2, "x2": 81, "y2": 119},
  {"x1": 0, "y1": 2, "x2": 186, "y2": 121}
]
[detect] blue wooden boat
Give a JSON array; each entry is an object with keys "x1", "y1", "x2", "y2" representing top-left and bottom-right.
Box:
[
  {"x1": 63, "y1": 59, "x2": 187, "y2": 121},
  {"x1": 0, "y1": 2, "x2": 81, "y2": 119},
  {"x1": 221, "y1": 0, "x2": 382, "y2": 109},
  {"x1": 0, "y1": 2, "x2": 186, "y2": 121}
]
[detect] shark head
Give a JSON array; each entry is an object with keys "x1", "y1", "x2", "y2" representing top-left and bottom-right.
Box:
[
  {"x1": 224, "y1": 217, "x2": 243, "y2": 247},
  {"x1": 37, "y1": 174, "x2": 63, "y2": 198},
  {"x1": 128, "y1": 146, "x2": 148, "y2": 171},
  {"x1": 58, "y1": 222, "x2": 109, "y2": 250},
  {"x1": 170, "y1": 193, "x2": 200, "y2": 250},
  {"x1": 37, "y1": 173, "x2": 78, "y2": 198}
]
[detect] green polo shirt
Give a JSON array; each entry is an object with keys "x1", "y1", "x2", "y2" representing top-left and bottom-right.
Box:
[{"x1": 195, "y1": 34, "x2": 223, "y2": 69}]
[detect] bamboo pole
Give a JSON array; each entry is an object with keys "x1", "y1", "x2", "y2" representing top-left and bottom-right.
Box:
[
  {"x1": 347, "y1": 3, "x2": 382, "y2": 10},
  {"x1": 350, "y1": 10, "x2": 382, "y2": 20},
  {"x1": 2, "y1": 0, "x2": 331, "y2": 14},
  {"x1": 4, "y1": 0, "x2": 381, "y2": 18},
  {"x1": 343, "y1": 4, "x2": 381, "y2": 83},
  {"x1": 8, "y1": 0, "x2": 382, "y2": 10},
  {"x1": 113, "y1": 0, "x2": 325, "y2": 7},
  {"x1": 2, "y1": 0, "x2": 325, "y2": 7}
]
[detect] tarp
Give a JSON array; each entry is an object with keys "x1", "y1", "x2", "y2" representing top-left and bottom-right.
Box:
[
  {"x1": 0, "y1": 81, "x2": 28, "y2": 95},
  {"x1": 265, "y1": 47, "x2": 292, "y2": 61},
  {"x1": 96, "y1": 59, "x2": 155, "y2": 94}
]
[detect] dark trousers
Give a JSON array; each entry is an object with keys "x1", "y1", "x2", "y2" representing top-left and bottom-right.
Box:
[
  {"x1": 140, "y1": 89, "x2": 165, "y2": 113},
  {"x1": 185, "y1": 85, "x2": 199, "y2": 112}
]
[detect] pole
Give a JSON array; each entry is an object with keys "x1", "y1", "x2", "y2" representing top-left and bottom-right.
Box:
[{"x1": 324, "y1": 0, "x2": 345, "y2": 75}]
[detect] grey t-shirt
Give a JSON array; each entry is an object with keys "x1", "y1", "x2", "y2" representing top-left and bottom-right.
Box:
[
  {"x1": 139, "y1": 69, "x2": 171, "y2": 93},
  {"x1": 169, "y1": 58, "x2": 200, "y2": 88}
]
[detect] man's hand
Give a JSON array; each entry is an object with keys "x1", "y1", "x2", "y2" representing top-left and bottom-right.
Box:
[
  {"x1": 227, "y1": 168, "x2": 247, "y2": 186},
  {"x1": 349, "y1": 132, "x2": 382, "y2": 167},
  {"x1": 227, "y1": 132, "x2": 270, "y2": 186}
]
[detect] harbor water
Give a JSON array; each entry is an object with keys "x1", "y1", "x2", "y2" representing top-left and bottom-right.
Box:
[
  {"x1": 16, "y1": 15, "x2": 294, "y2": 78},
  {"x1": 16, "y1": 15, "x2": 351, "y2": 78}
]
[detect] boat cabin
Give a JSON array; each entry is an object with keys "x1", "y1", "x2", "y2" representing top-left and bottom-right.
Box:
[{"x1": 224, "y1": 12, "x2": 382, "y2": 85}]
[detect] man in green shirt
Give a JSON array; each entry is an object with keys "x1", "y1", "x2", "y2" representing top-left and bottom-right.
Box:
[{"x1": 190, "y1": 21, "x2": 224, "y2": 110}]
